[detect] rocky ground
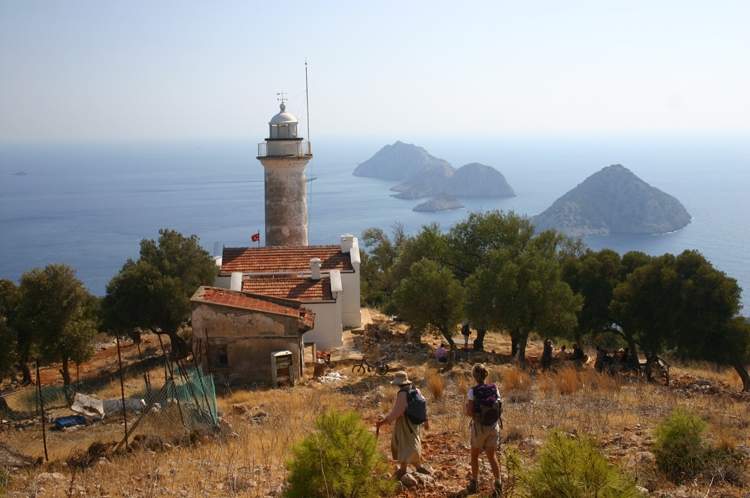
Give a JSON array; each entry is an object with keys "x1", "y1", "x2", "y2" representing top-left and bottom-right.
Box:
[{"x1": 3, "y1": 316, "x2": 750, "y2": 497}]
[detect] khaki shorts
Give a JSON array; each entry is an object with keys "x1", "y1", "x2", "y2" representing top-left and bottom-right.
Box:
[{"x1": 471, "y1": 422, "x2": 499, "y2": 449}]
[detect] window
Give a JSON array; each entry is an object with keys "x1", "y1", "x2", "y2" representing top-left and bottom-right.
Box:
[{"x1": 212, "y1": 344, "x2": 229, "y2": 369}]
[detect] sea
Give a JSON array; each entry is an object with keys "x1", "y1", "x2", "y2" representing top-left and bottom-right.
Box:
[{"x1": 1, "y1": 134, "x2": 748, "y2": 313}]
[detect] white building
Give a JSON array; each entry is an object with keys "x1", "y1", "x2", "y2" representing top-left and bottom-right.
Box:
[{"x1": 213, "y1": 235, "x2": 361, "y2": 350}]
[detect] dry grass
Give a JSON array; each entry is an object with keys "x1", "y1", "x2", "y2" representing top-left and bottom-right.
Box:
[
  {"x1": 427, "y1": 371, "x2": 446, "y2": 402},
  {"x1": 455, "y1": 372, "x2": 471, "y2": 397},
  {"x1": 502, "y1": 366, "x2": 531, "y2": 392},
  {"x1": 6, "y1": 331, "x2": 750, "y2": 497}
]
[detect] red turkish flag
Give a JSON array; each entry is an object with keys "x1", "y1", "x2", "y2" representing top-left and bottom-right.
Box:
[{"x1": 251, "y1": 233, "x2": 260, "y2": 242}]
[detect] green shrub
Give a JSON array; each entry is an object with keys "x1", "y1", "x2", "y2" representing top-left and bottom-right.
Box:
[
  {"x1": 512, "y1": 431, "x2": 639, "y2": 498},
  {"x1": 652, "y1": 407, "x2": 709, "y2": 482},
  {"x1": 284, "y1": 410, "x2": 397, "y2": 498}
]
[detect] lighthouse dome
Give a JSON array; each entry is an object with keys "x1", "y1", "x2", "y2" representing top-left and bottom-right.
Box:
[
  {"x1": 268, "y1": 102, "x2": 300, "y2": 139},
  {"x1": 269, "y1": 102, "x2": 298, "y2": 124}
]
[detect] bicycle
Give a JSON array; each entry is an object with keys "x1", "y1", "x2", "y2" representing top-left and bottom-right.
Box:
[{"x1": 352, "y1": 357, "x2": 389, "y2": 376}]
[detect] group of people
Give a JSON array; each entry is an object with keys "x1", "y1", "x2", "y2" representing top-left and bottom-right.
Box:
[
  {"x1": 540, "y1": 340, "x2": 587, "y2": 370},
  {"x1": 595, "y1": 346, "x2": 632, "y2": 373},
  {"x1": 376, "y1": 363, "x2": 503, "y2": 496}
]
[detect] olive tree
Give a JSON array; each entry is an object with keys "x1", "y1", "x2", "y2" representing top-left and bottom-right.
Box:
[
  {"x1": 17, "y1": 264, "x2": 97, "y2": 385},
  {"x1": 392, "y1": 258, "x2": 465, "y2": 349},
  {"x1": 102, "y1": 229, "x2": 217, "y2": 357}
]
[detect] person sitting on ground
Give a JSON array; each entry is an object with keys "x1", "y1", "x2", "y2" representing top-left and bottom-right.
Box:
[
  {"x1": 466, "y1": 363, "x2": 503, "y2": 496},
  {"x1": 436, "y1": 343, "x2": 448, "y2": 363},
  {"x1": 595, "y1": 346, "x2": 607, "y2": 373},
  {"x1": 620, "y1": 347, "x2": 631, "y2": 364},
  {"x1": 572, "y1": 344, "x2": 585, "y2": 362},
  {"x1": 375, "y1": 371, "x2": 430, "y2": 479},
  {"x1": 541, "y1": 339, "x2": 553, "y2": 371},
  {"x1": 555, "y1": 345, "x2": 569, "y2": 362}
]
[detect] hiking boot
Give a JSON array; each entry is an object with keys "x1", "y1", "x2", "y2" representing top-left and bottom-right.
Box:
[
  {"x1": 394, "y1": 468, "x2": 407, "y2": 480},
  {"x1": 494, "y1": 478, "x2": 503, "y2": 496},
  {"x1": 466, "y1": 477, "x2": 477, "y2": 494}
]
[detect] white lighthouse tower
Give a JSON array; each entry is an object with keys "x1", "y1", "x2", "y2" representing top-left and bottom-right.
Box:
[{"x1": 257, "y1": 99, "x2": 312, "y2": 247}]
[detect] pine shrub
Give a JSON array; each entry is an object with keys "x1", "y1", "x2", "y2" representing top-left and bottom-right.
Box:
[
  {"x1": 283, "y1": 410, "x2": 396, "y2": 498},
  {"x1": 512, "y1": 431, "x2": 639, "y2": 498},
  {"x1": 652, "y1": 408, "x2": 709, "y2": 482}
]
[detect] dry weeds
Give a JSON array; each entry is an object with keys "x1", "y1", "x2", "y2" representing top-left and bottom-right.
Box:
[
  {"x1": 4, "y1": 331, "x2": 750, "y2": 498},
  {"x1": 427, "y1": 371, "x2": 446, "y2": 402}
]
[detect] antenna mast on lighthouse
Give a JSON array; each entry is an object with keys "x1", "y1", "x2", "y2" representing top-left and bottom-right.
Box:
[{"x1": 305, "y1": 59, "x2": 311, "y2": 151}]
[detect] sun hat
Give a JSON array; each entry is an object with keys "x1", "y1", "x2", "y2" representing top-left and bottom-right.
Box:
[{"x1": 391, "y1": 371, "x2": 412, "y2": 385}]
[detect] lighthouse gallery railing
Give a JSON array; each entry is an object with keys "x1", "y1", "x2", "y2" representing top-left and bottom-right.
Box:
[{"x1": 258, "y1": 141, "x2": 311, "y2": 157}]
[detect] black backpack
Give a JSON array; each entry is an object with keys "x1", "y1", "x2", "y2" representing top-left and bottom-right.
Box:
[
  {"x1": 400, "y1": 386, "x2": 427, "y2": 432},
  {"x1": 472, "y1": 383, "x2": 502, "y2": 431}
]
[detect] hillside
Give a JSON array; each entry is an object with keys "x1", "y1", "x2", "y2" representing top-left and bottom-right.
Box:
[
  {"x1": 352, "y1": 141, "x2": 453, "y2": 181},
  {"x1": 4, "y1": 318, "x2": 749, "y2": 498},
  {"x1": 532, "y1": 164, "x2": 691, "y2": 237}
]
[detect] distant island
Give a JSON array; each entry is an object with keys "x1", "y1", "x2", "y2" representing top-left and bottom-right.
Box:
[
  {"x1": 352, "y1": 141, "x2": 452, "y2": 181},
  {"x1": 412, "y1": 192, "x2": 465, "y2": 212},
  {"x1": 531, "y1": 164, "x2": 691, "y2": 237},
  {"x1": 354, "y1": 141, "x2": 515, "y2": 200},
  {"x1": 11, "y1": 171, "x2": 28, "y2": 176}
]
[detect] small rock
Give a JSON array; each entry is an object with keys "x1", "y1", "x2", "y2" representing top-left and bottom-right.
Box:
[
  {"x1": 400, "y1": 473, "x2": 419, "y2": 488},
  {"x1": 231, "y1": 403, "x2": 250, "y2": 414},
  {"x1": 637, "y1": 451, "x2": 655, "y2": 462},
  {"x1": 417, "y1": 464, "x2": 434, "y2": 475},
  {"x1": 37, "y1": 472, "x2": 66, "y2": 481}
]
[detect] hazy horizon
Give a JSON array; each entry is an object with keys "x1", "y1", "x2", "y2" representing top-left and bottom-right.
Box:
[{"x1": 2, "y1": 1, "x2": 749, "y2": 145}]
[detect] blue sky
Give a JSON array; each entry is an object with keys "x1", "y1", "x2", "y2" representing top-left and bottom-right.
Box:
[{"x1": 1, "y1": 1, "x2": 748, "y2": 143}]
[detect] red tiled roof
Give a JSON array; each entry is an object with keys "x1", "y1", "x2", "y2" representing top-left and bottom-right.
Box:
[
  {"x1": 242, "y1": 275, "x2": 333, "y2": 302},
  {"x1": 221, "y1": 245, "x2": 353, "y2": 274},
  {"x1": 192, "y1": 287, "x2": 314, "y2": 330}
]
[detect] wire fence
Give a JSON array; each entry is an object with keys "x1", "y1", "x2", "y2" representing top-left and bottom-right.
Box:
[{"x1": 0, "y1": 358, "x2": 216, "y2": 464}]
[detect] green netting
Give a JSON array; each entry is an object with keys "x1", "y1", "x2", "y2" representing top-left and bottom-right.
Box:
[{"x1": 0, "y1": 363, "x2": 216, "y2": 462}]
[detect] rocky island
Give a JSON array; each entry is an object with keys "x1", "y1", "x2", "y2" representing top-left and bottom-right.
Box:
[
  {"x1": 412, "y1": 192, "x2": 465, "y2": 212},
  {"x1": 444, "y1": 163, "x2": 515, "y2": 197},
  {"x1": 352, "y1": 141, "x2": 452, "y2": 181},
  {"x1": 532, "y1": 164, "x2": 691, "y2": 237},
  {"x1": 355, "y1": 142, "x2": 515, "y2": 200}
]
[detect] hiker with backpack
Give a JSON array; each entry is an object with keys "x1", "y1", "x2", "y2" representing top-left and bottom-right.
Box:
[
  {"x1": 375, "y1": 371, "x2": 430, "y2": 479},
  {"x1": 466, "y1": 363, "x2": 503, "y2": 496}
]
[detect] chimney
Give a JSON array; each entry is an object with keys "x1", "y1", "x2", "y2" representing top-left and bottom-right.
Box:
[
  {"x1": 341, "y1": 234, "x2": 355, "y2": 253},
  {"x1": 230, "y1": 272, "x2": 243, "y2": 291},
  {"x1": 310, "y1": 258, "x2": 322, "y2": 280},
  {"x1": 213, "y1": 241, "x2": 223, "y2": 267}
]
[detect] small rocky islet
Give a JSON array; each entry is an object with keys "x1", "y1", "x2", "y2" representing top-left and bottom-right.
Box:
[{"x1": 412, "y1": 191, "x2": 464, "y2": 212}]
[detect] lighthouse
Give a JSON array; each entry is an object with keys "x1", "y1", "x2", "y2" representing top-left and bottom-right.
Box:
[{"x1": 257, "y1": 99, "x2": 312, "y2": 246}]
